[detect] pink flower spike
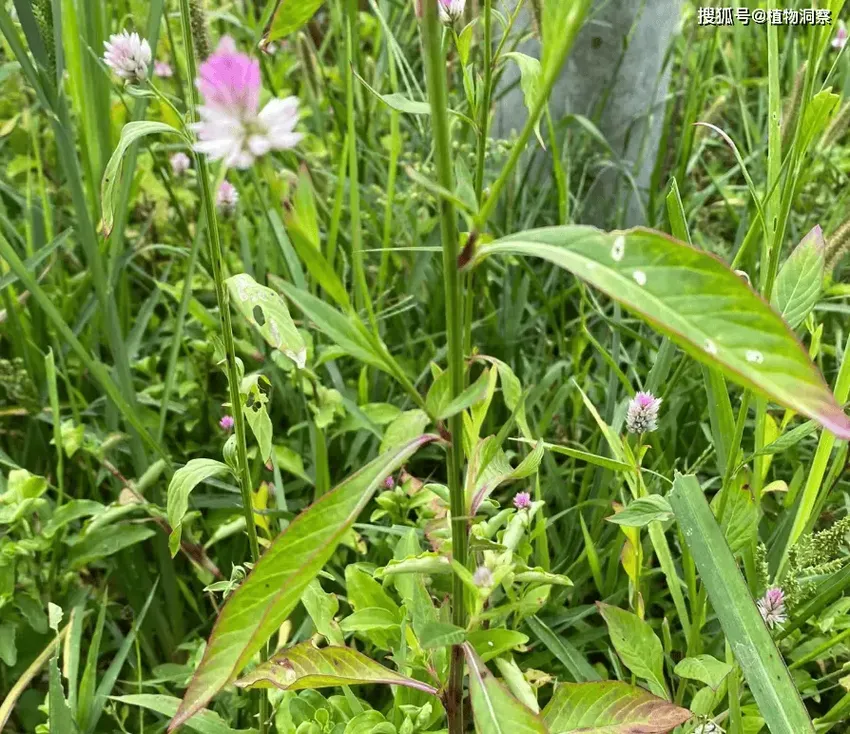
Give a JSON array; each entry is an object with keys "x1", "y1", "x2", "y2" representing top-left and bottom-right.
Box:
[
  {"x1": 438, "y1": 0, "x2": 466, "y2": 23},
  {"x1": 384, "y1": 475, "x2": 395, "y2": 489},
  {"x1": 216, "y1": 180, "x2": 239, "y2": 214},
  {"x1": 197, "y1": 36, "x2": 261, "y2": 112},
  {"x1": 154, "y1": 60, "x2": 173, "y2": 78},
  {"x1": 833, "y1": 25, "x2": 848, "y2": 50},
  {"x1": 513, "y1": 491, "x2": 532, "y2": 510},
  {"x1": 219, "y1": 415, "x2": 235, "y2": 431},
  {"x1": 626, "y1": 390, "x2": 662, "y2": 434},
  {"x1": 757, "y1": 587, "x2": 787, "y2": 629},
  {"x1": 103, "y1": 30, "x2": 151, "y2": 82},
  {"x1": 170, "y1": 152, "x2": 191, "y2": 176}
]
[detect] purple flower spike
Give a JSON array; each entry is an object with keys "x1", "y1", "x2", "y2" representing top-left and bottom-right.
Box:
[
  {"x1": 513, "y1": 491, "x2": 532, "y2": 510},
  {"x1": 757, "y1": 587, "x2": 787, "y2": 629},
  {"x1": 219, "y1": 415, "x2": 235, "y2": 431},
  {"x1": 473, "y1": 566, "x2": 493, "y2": 588}
]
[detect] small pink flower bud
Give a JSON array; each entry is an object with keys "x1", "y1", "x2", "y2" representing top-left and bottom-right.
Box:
[
  {"x1": 219, "y1": 415, "x2": 235, "y2": 431},
  {"x1": 513, "y1": 491, "x2": 532, "y2": 510},
  {"x1": 757, "y1": 587, "x2": 787, "y2": 629},
  {"x1": 626, "y1": 391, "x2": 662, "y2": 434}
]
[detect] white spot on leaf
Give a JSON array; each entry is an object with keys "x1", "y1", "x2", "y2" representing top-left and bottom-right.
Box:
[
  {"x1": 704, "y1": 339, "x2": 718, "y2": 355},
  {"x1": 746, "y1": 350, "x2": 764, "y2": 364},
  {"x1": 269, "y1": 319, "x2": 281, "y2": 347},
  {"x1": 633, "y1": 270, "x2": 647, "y2": 286},
  {"x1": 611, "y1": 236, "x2": 625, "y2": 262}
]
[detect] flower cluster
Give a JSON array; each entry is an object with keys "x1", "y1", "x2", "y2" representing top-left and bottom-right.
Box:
[
  {"x1": 217, "y1": 180, "x2": 239, "y2": 215},
  {"x1": 438, "y1": 0, "x2": 466, "y2": 23},
  {"x1": 192, "y1": 36, "x2": 302, "y2": 169},
  {"x1": 103, "y1": 30, "x2": 151, "y2": 83},
  {"x1": 757, "y1": 587, "x2": 787, "y2": 629},
  {"x1": 626, "y1": 391, "x2": 662, "y2": 434}
]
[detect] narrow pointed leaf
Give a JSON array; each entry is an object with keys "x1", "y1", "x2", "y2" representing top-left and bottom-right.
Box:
[
  {"x1": 541, "y1": 681, "x2": 691, "y2": 733},
  {"x1": 468, "y1": 226, "x2": 850, "y2": 439},
  {"x1": 227, "y1": 273, "x2": 306, "y2": 368},
  {"x1": 169, "y1": 435, "x2": 437, "y2": 730},
  {"x1": 113, "y1": 694, "x2": 256, "y2": 734},
  {"x1": 166, "y1": 459, "x2": 233, "y2": 556},
  {"x1": 234, "y1": 642, "x2": 438, "y2": 696},
  {"x1": 463, "y1": 642, "x2": 548, "y2": 733},
  {"x1": 669, "y1": 474, "x2": 814, "y2": 734}
]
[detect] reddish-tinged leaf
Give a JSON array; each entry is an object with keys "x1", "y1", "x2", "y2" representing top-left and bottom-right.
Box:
[{"x1": 168, "y1": 435, "x2": 437, "y2": 730}]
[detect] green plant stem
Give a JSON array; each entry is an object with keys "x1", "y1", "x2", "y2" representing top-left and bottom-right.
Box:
[
  {"x1": 473, "y1": 0, "x2": 492, "y2": 202},
  {"x1": 419, "y1": 3, "x2": 466, "y2": 732}
]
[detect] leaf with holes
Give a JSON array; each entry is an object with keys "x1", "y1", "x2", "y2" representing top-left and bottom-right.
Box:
[
  {"x1": 168, "y1": 435, "x2": 437, "y2": 730},
  {"x1": 468, "y1": 226, "x2": 850, "y2": 439},
  {"x1": 463, "y1": 643, "x2": 548, "y2": 733},
  {"x1": 167, "y1": 459, "x2": 233, "y2": 557},
  {"x1": 234, "y1": 643, "x2": 438, "y2": 696},
  {"x1": 226, "y1": 274, "x2": 306, "y2": 368},
  {"x1": 541, "y1": 681, "x2": 691, "y2": 733},
  {"x1": 771, "y1": 226, "x2": 825, "y2": 330}
]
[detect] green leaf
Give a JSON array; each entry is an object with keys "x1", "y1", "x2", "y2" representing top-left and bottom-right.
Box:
[
  {"x1": 166, "y1": 459, "x2": 233, "y2": 557},
  {"x1": 376, "y1": 92, "x2": 431, "y2": 115},
  {"x1": 339, "y1": 607, "x2": 399, "y2": 632},
  {"x1": 262, "y1": 0, "x2": 325, "y2": 44},
  {"x1": 49, "y1": 653, "x2": 76, "y2": 734},
  {"x1": 241, "y1": 374, "x2": 273, "y2": 464},
  {"x1": 771, "y1": 226, "x2": 825, "y2": 330},
  {"x1": 426, "y1": 368, "x2": 490, "y2": 421},
  {"x1": 597, "y1": 603, "x2": 667, "y2": 698},
  {"x1": 606, "y1": 496, "x2": 673, "y2": 528},
  {"x1": 520, "y1": 439, "x2": 631, "y2": 473},
  {"x1": 419, "y1": 622, "x2": 465, "y2": 649},
  {"x1": 541, "y1": 681, "x2": 691, "y2": 733},
  {"x1": 380, "y1": 409, "x2": 431, "y2": 454},
  {"x1": 669, "y1": 474, "x2": 815, "y2": 734},
  {"x1": 504, "y1": 53, "x2": 544, "y2": 148},
  {"x1": 710, "y1": 471, "x2": 757, "y2": 555},
  {"x1": 0, "y1": 624, "x2": 15, "y2": 667},
  {"x1": 674, "y1": 655, "x2": 733, "y2": 690},
  {"x1": 469, "y1": 226, "x2": 850, "y2": 439},
  {"x1": 169, "y1": 435, "x2": 437, "y2": 730},
  {"x1": 100, "y1": 121, "x2": 183, "y2": 236},
  {"x1": 526, "y1": 616, "x2": 599, "y2": 683},
  {"x1": 227, "y1": 273, "x2": 306, "y2": 369},
  {"x1": 113, "y1": 694, "x2": 256, "y2": 733},
  {"x1": 67, "y1": 525, "x2": 156, "y2": 569},
  {"x1": 799, "y1": 89, "x2": 840, "y2": 153},
  {"x1": 467, "y1": 629, "x2": 530, "y2": 663},
  {"x1": 463, "y1": 642, "x2": 548, "y2": 734},
  {"x1": 235, "y1": 642, "x2": 438, "y2": 696}
]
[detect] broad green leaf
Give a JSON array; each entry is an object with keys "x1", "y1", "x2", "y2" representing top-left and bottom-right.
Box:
[
  {"x1": 0, "y1": 624, "x2": 15, "y2": 667},
  {"x1": 43, "y1": 500, "x2": 106, "y2": 537},
  {"x1": 606, "y1": 496, "x2": 673, "y2": 528},
  {"x1": 380, "y1": 409, "x2": 431, "y2": 454},
  {"x1": 469, "y1": 226, "x2": 850, "y2": 439},
  {"x1": 674, "y1": 655, "x2": 733, "y2": 690},
  {"x1": 771, "y1": 226, "x2": 825, "y2": 330},
  {"x1": 541, "y1": 681, "x2": 691, "y2": 733},
  {"x1": 241, "y1": 374, "x2": 273, "y2": 464},
  {"x1": 426, "y1": 367, "x2": 490, "y2": 421},
  {"x1": 710, "y1": 471, "x2": 757, "y2": 555},
  {"x1": 169, "y1": 435, "x2": 437, "y2": 729},
  {"x1": 166, "y1": 459, "x2": 233, "y2": 557},
  {"x1": 227, "y1": 273, "x2": 306, "y2": 368},
  {"x1": 467, "y1": 629, "x2": 530, "y2": 663},
  {"x1": 273, "y1": 444, "x2": 312, "y2": 484},
  {"x1": 302, "y1": 580, "x2": 344, "y2": 646},
  {"x1": 339, "y1": 607, "x2": 399, "y2": 632},
  {"x1": 597, "y1": 603, "x2": 667, "y2": 698},
  {"x1": 504, "y1": 53, "x2": 544, "y2": 148},
  {"x1": 235, "y1": 642, "x2": 438, "y2": 696},
  {"x1": 100, "y1": 121, "x2": 184, "y2": 235},
  {"x1": 669, "y1": 474, "x2": 815, "y2": 734},
  {"x1": 113, "y1": 694, "x2": 256, "y2": 733},
  {"x1": 463, "y1": 642, "x2": 548, "y2": 734},
  {"x1": 419, "y1": 622, "x2": 465, "y2": 649},
  {"x1": 526, "y1": 616, "x2": 599, "y2": 683},
  {"x1": 376, "y1": 92, "x2": 431, "y2": 115},
  {"x1": 799, "y1": 89, "x2": 840, "y2": 154},
  {"x1": 262, "y1": 0, "x2": 324, "y2": 44}
]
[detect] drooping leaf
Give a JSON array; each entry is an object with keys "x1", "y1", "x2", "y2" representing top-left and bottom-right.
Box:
[
  {"x1": 262, "y1": 0, "x2": 325, "y2": 44},
  {"x1": 504, "y1": 53, "x2": 545, "y2": 148},
  {"x1": 67, "y1": 525, "x2": 157, "y2": 569},
  {"x1": 606, "y1": 496, "x2": 674, "y2": 528},
  {"x1": 463, "y1": 643, "x2": 548, "y2": 734},
  {"x1": 100, "y1": 122, "x2": 184, "y2": 236},
  {"x1": 169, "y1": 435, "x2": 437, "y2": 730},
  {"x1": 597, "y1": 603, "x2": 668, "y2": 698},
  {"x1": 669, "y1": 474, "x2": 815, "y2": 734},
  {"x1": 166, "y1": 459, "x2": 233, "y2": 557},
  {"x1": 468, "y1": 227, "x2": 850, "y2": 439},
  {"x1": 674, "y1": 655, "x2": 733, "y2": 690},
  {"x1": 541, "y1": 681, "x2": 691, "y2": 733},
  {"x1": 771, "y1": 226, "x2": 825, "y2": 330},
  {"x1": 227, "y1": 273, "x2": 306, "y2": 368},
  {"x1": 235, "y1": 642, "x2": 438, "y2": 696}
]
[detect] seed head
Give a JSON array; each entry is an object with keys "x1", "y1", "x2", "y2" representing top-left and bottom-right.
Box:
[
  {"x1": 103, "y1": 30, "x2": 151, "y2": 83},
  {"x1": 438, "y1": 0, "x2": 466, "y2": 24},
  {"x1": 757, "y1": 586, "x2": 787, "y2": 629},
  {"x1": 626, "y1": 391, "x2": 662, "y2": 434}
]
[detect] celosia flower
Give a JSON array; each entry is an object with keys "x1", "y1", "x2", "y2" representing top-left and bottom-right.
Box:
[
  {"x1": 191, "y1": 36, "x2": 302, "y2": 169},
  {"x1": 832, "y1": 25, "x2": 847, "y2": 50},
  {"x1": 216, "y1": 180, "x2": 238, "y2": 214},
  {"x1": 219, "y1": 415, "x2": 234, "y2": 431},
  {"x1": 384, "y1": 475, "x2": 395, "y2": 489},
  {"x1": 757, "y1": 587, "x2": 787, "y2": 629},
  {"x1": 513, "y1": 491, "x2": 531, "y2": 510},
  {"x1": 170, "y1": 152, "x2": 191, "y2": 176},
  {"x1": 154, "y1": 60, "x2": 173, "y2": 78},
  {"x1": 103, "y1": 30, "x2": 152, "y2": 83},
  {"x1": 473, "y1": 566, "x2": 493, "y2": 588},
  {"x1": 438, "y1": 0, "x2": 465, "y2": 23},
  {"x1": 626, "y1": 391, "x2": 662, "y2": 434}
]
